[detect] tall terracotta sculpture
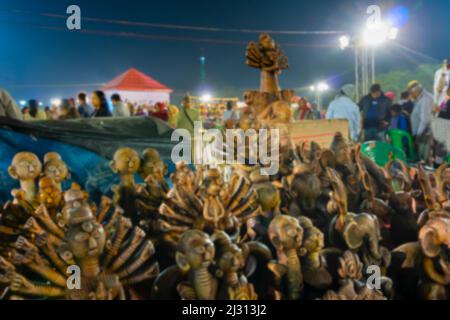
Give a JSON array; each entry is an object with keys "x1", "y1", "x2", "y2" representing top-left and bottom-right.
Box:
[
  {"x1": 245, "y1": 33, "x2": 292, "y2": 125},
  {"x1": 247, "y1": 33, "x2": 289, "y2": 94}
]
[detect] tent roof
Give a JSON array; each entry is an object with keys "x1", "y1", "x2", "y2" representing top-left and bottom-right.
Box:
[{"x1": 102, "y1": 68, "x2": 172, "y2": 93}]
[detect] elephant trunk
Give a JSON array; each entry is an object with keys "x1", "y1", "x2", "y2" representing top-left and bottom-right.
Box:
[
  {"x1": 194, "y1": 267, "x2": 215, "y2": 300},
  {"x1": 367, "y1": 229, "x2": 382, "y2": 261},
  {"x1": 286, "y1": 248, "x2": 303, "y2": 300},
  {"x1": 424, "y1": 257, "x2": 450, "y2": 286}
]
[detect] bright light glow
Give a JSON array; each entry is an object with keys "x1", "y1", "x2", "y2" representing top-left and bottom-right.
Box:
[
  {"x1": 38, "y1": 102, "x2": 43, "y2": 107},
  {"x1": 388, "y1": 27, "x2": 399, "y2": 40},
  {"x1": 51, "y1": 98, "x2": 62, "y2": 107},
  {"x1": 363, "y1": 22, "x2": 399, "y2": 46},
  {"x1": 317, "y1": 82, "x2": 329, "y2": 92},
  {"x1": 19, "y1": 100, "x2": 26, "y2": 107},
  {"x1": 310, "y1": 83, "x2": 329, "y2": 92},
  {"x1": 200, "y1": 94, "x2": 212, "y2": 103},
  {"x1": 339, "y1": 35, "x2": 350, "y2": 50}
]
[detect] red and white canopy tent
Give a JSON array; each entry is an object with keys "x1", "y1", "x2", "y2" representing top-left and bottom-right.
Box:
[{"x1": 102, "y1": 68, "x2": 172, "y2": 105}]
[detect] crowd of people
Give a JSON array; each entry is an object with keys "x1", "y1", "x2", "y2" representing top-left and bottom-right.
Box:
[
  {"x1": 0, "y1": 89, "x2": 182, "y2": 126},
  {"x1": 325, "y1": 79, "x2": 450, "y2": 165},
  {"x1": 0, "y1": 88, "x2": 226, "y2": 135}
]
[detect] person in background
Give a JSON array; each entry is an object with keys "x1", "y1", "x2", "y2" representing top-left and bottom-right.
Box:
[
  {"x1": 135, "y1": 105, "x2": 146, "y2": 116},
  {"x1": 110, "y1": 94, "x2": 130, "y2": 117},
  {"x1": 77, "y1": 92, "x2": 94, "y2": 118},
  {"x1": 438, "y1": 88, "x2": 450, "y2": 120},
  {"x1": 433, "y1": 59, "x2": 449, "y2": 108},
  {"x1": 127, "y1": 102, "x2": 135, "y2": 116},
  {"x1": 69, "y1": 98, "x2": 76, "y2": 109},
  {"x1": 310, "y1": 102, "x2": 321, "y2": 120},
  {"x1": 389, "y1": 104, "x2": 411, "y2": 134},
  {"x1": 0, "y1": 87, "x2": 23, "y2": 120},
  {"x1": 44, "y1": 106, "x2": 54, "y2": 120},
  {"x1": 389, "y1": 103, "x2": 413, "y2": 159},
  {"x1": 24, "y1": 99, "x2": 47, "y2": 121},
  {"x1": 168, "y1": 104, "x2": 179, "y2": 128},
  {"x1": 359, "y1": 83, "x2": 392, "y2": 141},
  {"x1": 295, "y1": 97, "x2": 313, "y2": 120},
  {"x1": 399, "y1": 91, "x2": 414, "y2": 116},
  {"x1": 151, "y1": 102, "x2": 169, "y2": 122},
  {"x1": 21, "y1": 107, "x2": 29, "y2": 118},
  {"x1": 177, "y1": 96, "x2": 200, "y2": 135},
  {"x1": 326, "y1": 84, "x2": 361, "y2": 141},
  {"x1": 91, "y1": 90, "x2": 112, "y2": 118},
  {"x1": 385, "y1": 91, "x2": 396, "y2": 103},
  {"x1": 408, "y1": 80, "x2": 435, "y2": 163},
  {"x1": 223, "y1": 101, "x2": 239, "y2": 129},
  {"x1": 58, "y1": 98, "x2": 79, "y2": 120}
]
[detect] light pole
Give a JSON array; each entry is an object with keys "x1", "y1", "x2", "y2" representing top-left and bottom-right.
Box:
[
  {"x1": 310, "y1": 82, "x2": 330, "y2": 112},
  {"x1": 339, "y1": 24, "x2": 398, "y2": 101}
]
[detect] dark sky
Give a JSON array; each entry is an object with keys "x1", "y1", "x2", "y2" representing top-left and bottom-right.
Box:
[{"x1": 0, "y1": 0, "x2": 447, "y2": 104}]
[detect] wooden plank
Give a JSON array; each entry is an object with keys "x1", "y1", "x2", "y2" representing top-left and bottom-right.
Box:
[{"x1": 275, "y1": 119, "x2": 350, "y2": 148}]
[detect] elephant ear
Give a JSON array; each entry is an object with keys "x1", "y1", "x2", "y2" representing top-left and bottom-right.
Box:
[
  {"x1": 417, "y1": 164, "x2": 440, "y2": 211},
  {"x1": 434, "y1": 163, "x2": 450, "y2": 203},
  {"x1": 343, "y1": 220, "x2": 363, "y2": 250},
  {"x1": 320, "y1": 149, "x2": 336, "y2": 170},
  {"x1": 419, "y1": 226, "x2": 441, "y2": 258}
]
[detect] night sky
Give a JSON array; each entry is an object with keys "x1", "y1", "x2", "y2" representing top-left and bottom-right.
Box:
[{"x1": 0, "y1": 0, "x2": 448, "y2": 105}]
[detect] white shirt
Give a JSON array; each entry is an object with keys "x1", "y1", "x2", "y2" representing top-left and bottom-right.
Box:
[{"x1": 326, "y1": 95, "x2": 361, "y2": 141}]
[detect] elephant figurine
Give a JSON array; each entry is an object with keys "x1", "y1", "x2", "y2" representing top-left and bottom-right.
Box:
[
  {"x1": 267, "y1": 214, "x2": 336, "y2": 300},
  {"x1": 267, "y1": 215, "x2": 304, "y2": 300},
  {"x1": 288, "y1": 171, "x2": 330, "y2": 233},
  {"x1": 391, "y1": 215, "x2": 450, "y2": 300},
  {"x1": 211, "y1": 230, "x2": 272, "y2": 300},
  {"x1": 321, "y1": 251, "x2": 391, "y2": 300},
  {"x1": 385, "y1": 191, "x2": 420, "y2": 248},
  {"x1": 327, "y1": 168, "x2": 390, "y2": 271},
  {"x1": 153, "y1": 230, "x2": 218, "y2": 300}
]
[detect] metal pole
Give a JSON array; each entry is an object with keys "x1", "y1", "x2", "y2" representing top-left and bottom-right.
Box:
[
  {"x1": 361, "y1": 47, "x2": 366, "y2": 97},
  {"x1": 318, "y1": 93, "x2": 322, "y2": 112},
  {"x1": 354, "y1": 45, "x2": 359, "y2": 101},
  {"x1": 371, "y1": 48, "x2": 376, "y2": 84},
  {"x1": 364, "y1": 46, "x2": 370, "y2": 95}
]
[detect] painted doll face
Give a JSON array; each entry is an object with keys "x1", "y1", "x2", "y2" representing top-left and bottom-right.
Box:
[
  {"x1": 9, "y1": 152, "x2": 42, "y2": 180},
  {"x1": 44, "y1": 159, "x2": 69, "y2": 184},
  {"x1": 111, "y1": 148, "x2": 141, "y2": 175},
  {"x1": 67, "y1": 219, "x2": 106, "y2": 259},
  {"x1": 140, "y1": 158, "x2": 166, "y2": 181},
  {"x1": 217, "y1": 244, "x2": 245, "y2": 274},
  {"x1": 177, "y1": 231, "x2": 215, "y2": 270}
]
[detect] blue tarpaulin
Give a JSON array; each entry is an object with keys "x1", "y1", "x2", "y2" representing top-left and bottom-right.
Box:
[{"x1": 0, "y1": 117, "x2": 177, "y2": 204}]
